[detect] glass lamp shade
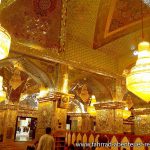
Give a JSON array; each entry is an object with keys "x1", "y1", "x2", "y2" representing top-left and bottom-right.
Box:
[
  {"x1": 126, "y1": 41, "x2": 150, "y2": 102},
  {"x1": 0, "y1": 26, "x2": 11, "y2": 60}
]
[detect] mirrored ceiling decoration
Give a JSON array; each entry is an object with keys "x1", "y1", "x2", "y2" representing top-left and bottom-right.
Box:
[
  {"x1": 0, "y1": 0, "x2": 66, "y2": 52},
  {"x1": 67, "y1": 68, "x2": 114, "y2": 113},
  {"x1": 19, "y1": 94, "x2": 39, "y2": 109},
  {"x1": 122, "y1": 91, "x2": 150, "y2": 109},
  {"x1": 0, "y1": 57, "x2": 54, "y2": 106},
  {"x1": 109, "y1": 0, "x2": 150, "y2": 32},
  {"x1": 0, "y1": 0, "x2": 16, "y2": 10},
  {"x1": 69, "y1": 77, "x2": 113, "y2": 104}
]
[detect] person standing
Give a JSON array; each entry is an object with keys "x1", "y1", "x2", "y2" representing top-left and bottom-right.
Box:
[{"x1": 37, "y1": 127, "x2": 55, "y2": 150}]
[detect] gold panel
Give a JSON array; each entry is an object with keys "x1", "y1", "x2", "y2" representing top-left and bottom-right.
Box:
[
  {"x1": 96, "y1": 109, "x2": 123, "y2": 134},
  {"x1": 36, "y1": 102, "x2": 55, "y2": 138},
  {"x1": 134, "y1": 115, "x2": 150, "y2": 135}
]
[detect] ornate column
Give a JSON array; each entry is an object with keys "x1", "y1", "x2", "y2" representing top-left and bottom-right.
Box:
[
  {"x1": 134, "y1": 108, "x2": 150, "y2": 135},
  {"x1": 3, "y1": 104, "x2": 18, "y2": 141},
  {"x1": 70, "y1": 116, "x2": 82, "y2": 131},
  {"x1": 54, "y1": 64, "x2": 69, "y2": 131},
  {"x1": 0, "y1": 109, "x2": 5, "y2": 142},
  {"x1": 68, "y1": 113, "x2": 93, "y2": 131},
  {"x1": 36, "y1": 101, "x2": 55, "y2": 139},
  {"x1": 56, "y1": 64, "x2": 68, "y2": 94},
  {"x1": 94, "y1": 101, "x2": 124, "y2": 134},
  {"x1": 81, "y1": 115, "x2": 92, "y2": 131}
]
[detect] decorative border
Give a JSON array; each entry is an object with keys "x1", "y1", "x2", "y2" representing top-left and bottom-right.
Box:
[
  {"x1": 94, "y1": 101, "x2": 126, "y2": 110},
  {"x1": 59, "y1": 0, "x2": 68, "y2": 53}
]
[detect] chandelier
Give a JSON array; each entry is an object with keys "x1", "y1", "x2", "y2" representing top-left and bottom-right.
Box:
[
  {"x1": 0, "y1": 76, "x2": 6, "y2": 102},
  {"x1": 126, "y1": 41, "x2": 150, "y2": 102},
  {"x1": 0, "y1": 25, "x2": 11, "y2": 60}
]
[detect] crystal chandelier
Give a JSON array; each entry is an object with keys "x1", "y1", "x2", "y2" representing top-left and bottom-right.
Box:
[
  {"x1": 0, "y1": 26, "x2": 11, "y2": 60},
  {"x1": 126, "y1": 41, "x2": 150, "y2": 102}
]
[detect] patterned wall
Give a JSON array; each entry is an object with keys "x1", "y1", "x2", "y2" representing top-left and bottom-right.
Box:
[
  {"x1": 96, "y1": 109, "x2": 123, "y2": 134},
  {"x1": 4, "y1": 109, "x2": 18, "y2": 140},
  {"x1": 55, "y1": 108, "x2": 67, "y2": 130},
  {"x1": 134, "y1": 115, "x2": 150, "y2": 135},
  {"x1": 0, "y1": 111, "x2": 4, "y2": 140},
  {"x1": 36, "y1": 102, "x2": 55, "y2": 139},
  {"x1": 0, "y1": 102, "x2": 67, "y2": 141}
]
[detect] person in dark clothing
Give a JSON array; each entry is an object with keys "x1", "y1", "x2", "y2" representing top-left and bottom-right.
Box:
[
  {"x1": 26, "y1": 145, "x2": 35, "y2": 150},
  {"x1": 68, "y1": 144, "x2": 75, "y2": 150}
]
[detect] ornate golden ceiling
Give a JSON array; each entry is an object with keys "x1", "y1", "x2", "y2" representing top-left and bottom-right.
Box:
[
  {"x1": 0, "y1": 0, "x2": 64, "y2": 51},
  {"x1": 1, "y1": 0, "x2": 150, "y2": 76},
  {"x1": 94, "y1": 0, "x2": 150, "y2": 48}
]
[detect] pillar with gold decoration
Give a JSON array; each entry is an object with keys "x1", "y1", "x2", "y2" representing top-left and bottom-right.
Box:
[
  {"x1": 54, "y1": 64, "x2": 69, "y2": 131},
  {"x1": 94, "y1": 101, "x2": 124, "y2": 134},
  {"x1": 134, "y1": 108, "x2": 150, "y2": 135}
]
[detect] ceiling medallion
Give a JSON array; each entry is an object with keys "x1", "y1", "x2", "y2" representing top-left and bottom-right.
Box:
[{"x1": 33, "y1": 0, "x2": 56, "y2": 16}]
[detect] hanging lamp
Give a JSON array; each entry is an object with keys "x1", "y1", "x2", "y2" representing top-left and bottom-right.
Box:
[{"x1": 126, "y1": 1, "x2": 150, "y2": 102}]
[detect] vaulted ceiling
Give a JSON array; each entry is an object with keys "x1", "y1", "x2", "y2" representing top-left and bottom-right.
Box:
[{"x1": 1, "y1": 0, "x2": 150, "y2": 75}]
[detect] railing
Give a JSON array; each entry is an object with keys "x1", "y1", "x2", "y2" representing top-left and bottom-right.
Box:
[{"x1": 65, "y1": 131, "x2": 150, "y2": 150}]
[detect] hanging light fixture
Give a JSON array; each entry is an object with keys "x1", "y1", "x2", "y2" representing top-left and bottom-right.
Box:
[
  {"x1": 0, "y1": 76, "x2": 6, "y2": 102},
  {"x1": 126, "y1": 1, "x2": 150, "y2": 102},
  {"x1": 87, "y1": 95, "x2": 96, "y2": 116},
  {"x1": 0, "y1": 1, "x2": 11, "y2": 60}
]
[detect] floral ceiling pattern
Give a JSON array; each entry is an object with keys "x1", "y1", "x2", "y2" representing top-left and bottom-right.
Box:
[
  {"x1": 0, "y1": 0, "x2": 62, "y2": 49},
  {"x1": 110, "y1": 0, "x2": 150, "y2": 32}
]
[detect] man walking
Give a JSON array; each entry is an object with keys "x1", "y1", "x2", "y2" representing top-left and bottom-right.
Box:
[{"x1": 37, "y1": 127, "x2": 55, "y2": 150}]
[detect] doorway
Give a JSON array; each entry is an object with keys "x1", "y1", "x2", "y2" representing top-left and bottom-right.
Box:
[{"x1": 15, "y1": 116, "x2": 37, "y2": 141}]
